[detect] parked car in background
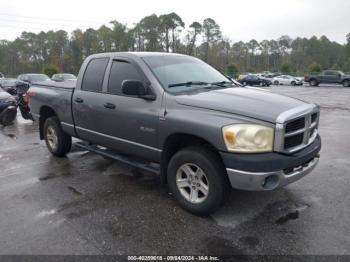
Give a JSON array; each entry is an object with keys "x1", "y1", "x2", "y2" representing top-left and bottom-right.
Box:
[
  {"x1": 0, "y1": 78, "x2": 28, "y2": 95},
  {"x1": 17, "y1": 73, "x2": 50, "y2": 85},
  {"x1": 0, "y1": 81, "x2": 32, "y2": 125},
  {"x1": 0, "y1": 86, "x2": 16, "y2": 125},
  {"x1": 29, "y1": 52, "x2": 321, "y2": 215},
  {"x1": 272, "y1": 75, "x2": 303, "y2": 86},
  {"x1": 0, "y1": 72, "x2": 4, "y2": 79},
  {"x1": 238, "y1": 74, "x2": 272, "y2": 86},
  {"x1": 51, "y1": 73, "x2": 77, "y2": 82},
  {"x1": 304, "y1": 70, "x2": 350, "y2": 87}
]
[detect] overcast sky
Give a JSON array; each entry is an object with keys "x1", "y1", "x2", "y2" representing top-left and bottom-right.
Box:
[{"x1": 0, "y1": 0, "x2": 349, "y2": 44}]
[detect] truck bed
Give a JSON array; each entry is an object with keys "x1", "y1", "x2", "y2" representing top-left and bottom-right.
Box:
[
  {"x1": 29, "y1": 81, "x2": 76, "y2": 137},
  {"x1": 33, "y1": 80, "x2": 76, "y2": 89}
]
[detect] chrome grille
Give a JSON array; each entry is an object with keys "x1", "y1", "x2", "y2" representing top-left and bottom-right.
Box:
[
  {"x1": 284, "y1": 133, "x2": 303, "y2": 149},
  {"x1": 285, "y1": 117, "x2": 305, "y2": 133},
  {"x1": 274, "y1": 104, "x2": 320, "y2": 154}
]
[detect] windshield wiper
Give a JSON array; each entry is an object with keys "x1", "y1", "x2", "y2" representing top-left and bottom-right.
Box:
[
  {"x1": 168, "y1": 81, "x2": 209, "y2": 88},
  {"x1": 210, "y1": 81, "x2": 233, "y2": 87}
]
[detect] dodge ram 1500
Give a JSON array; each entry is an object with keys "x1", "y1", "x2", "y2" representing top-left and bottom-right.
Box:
[{"x1": 29, "y1": 52, "x2": 321, "y2": 215}]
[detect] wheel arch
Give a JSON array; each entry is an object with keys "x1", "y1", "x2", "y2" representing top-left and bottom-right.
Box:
[
  {"x1": 39, "y1": 106, "x2": 58, "y2": 140},
  {"x1": 160, "y1": 133, "x2": 224, "y2": 184}
]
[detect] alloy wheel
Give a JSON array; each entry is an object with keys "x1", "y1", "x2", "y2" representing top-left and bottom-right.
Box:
[
  {"x1": 176, "y1": 163, "x2": 209, "y2": 204},
  {"x1": 46, "y1": 126, "x2": 58, "y2": 151}
]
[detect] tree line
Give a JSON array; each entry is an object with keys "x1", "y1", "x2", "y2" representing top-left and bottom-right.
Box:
[{"x1": 0, "y1": 12, "x2": 350, "y2": 77}]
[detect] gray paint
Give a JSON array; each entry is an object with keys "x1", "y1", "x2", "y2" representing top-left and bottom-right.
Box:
[{"x1": 29, "y1": 52, "x2": 315, "y2": 164}]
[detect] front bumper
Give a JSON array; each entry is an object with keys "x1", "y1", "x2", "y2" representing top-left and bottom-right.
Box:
[{"x1": 220, "y1": 135, "x2": 321, "y2": 191}]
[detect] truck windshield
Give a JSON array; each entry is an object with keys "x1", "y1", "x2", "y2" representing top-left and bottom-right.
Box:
[{"x1": 142, "y1": 55, "x2": 233, "y2": 93}]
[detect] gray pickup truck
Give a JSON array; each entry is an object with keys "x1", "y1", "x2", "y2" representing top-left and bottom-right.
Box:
[
  {"x1": 29, "y1": 52, "x2": 321, "y2": 215},
  {"x1": 305, "y1": 70, "x2": 350, "y2": 87}
]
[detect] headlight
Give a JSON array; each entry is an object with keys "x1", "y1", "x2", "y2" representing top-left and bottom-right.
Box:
[{"x1": 223, "y1": 124, "x2": 274, "y2": 153}]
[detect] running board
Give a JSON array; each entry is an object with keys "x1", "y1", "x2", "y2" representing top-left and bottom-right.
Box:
[{"x1": 75, "y1": 142, "x2": 160, "y2": 175}]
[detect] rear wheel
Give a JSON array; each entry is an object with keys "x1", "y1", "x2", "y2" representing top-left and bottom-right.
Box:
[
  {"x1": 273, "y1": 80, "x2": 279, "y2": 85},
  {"x1": 310, "y1": 79, "x2": 318, "y2": 86},
  {"x1": 167, "y1": 147, "x2": 229, "y2": 216},
  {"x1": 343, "y1": 80, "x2": 350, "y2": 87},
  {"x1": 44, "y1": 116, "x2": 72, "y2": 157}
]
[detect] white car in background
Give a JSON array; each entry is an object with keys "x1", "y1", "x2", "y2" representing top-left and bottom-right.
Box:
[{"x1": 272, "y1": 75, "x2": 303, "y2": 86}]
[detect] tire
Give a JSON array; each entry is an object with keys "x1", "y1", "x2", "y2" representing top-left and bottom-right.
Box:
[
  {"x1": 167, "y1": 146, "x2": 229, "y2": 216},
  {"x1": 291, "y1": 81, "x2": 296, "y2": 86},
  {"x1": 343, "y1": 80, "x2": 350, "y2": 87},
  {"x1": 310, "y1": 79, "x2": 318, "y2": 86},
  {"x1": 0, "y1": 107, "x2": 17, "y2": 126},
  {"x1": 44, "y1": 116, "x2": 72, "y2": 157},
  {"x1": 273, "y1": 80, "x2": 279, "y2": 85}
]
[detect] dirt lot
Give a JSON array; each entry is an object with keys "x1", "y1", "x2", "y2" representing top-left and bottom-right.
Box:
[{"x1": 0, "y1": 85, "x2": 349, "y2": 256}]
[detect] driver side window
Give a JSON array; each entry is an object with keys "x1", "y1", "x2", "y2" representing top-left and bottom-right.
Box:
[{"x1": 108, "y1": 61, "x2": 143, "y2": 95}]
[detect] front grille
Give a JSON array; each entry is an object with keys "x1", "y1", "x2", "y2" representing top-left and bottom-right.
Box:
[
  {"x1": 285, "y1": 118, "x2": 305, "y2": 133},
  {"x1": 284, "y1": 133, "x2": 304, "y2": 149},
  {"x1": 277, "y1": 106, "x2": 320, "y2": 153}
]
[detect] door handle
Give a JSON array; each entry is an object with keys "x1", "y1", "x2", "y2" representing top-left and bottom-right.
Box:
[
  {"x1": 75, "y1": 97, "x2": 84, "y2": 103},
  {"x1": 104, "y1": 103, "x2": 116, "y2": 109}
]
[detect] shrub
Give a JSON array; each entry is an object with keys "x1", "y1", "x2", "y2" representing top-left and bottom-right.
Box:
[
  {"x1": 42, "y1": 64, "x2": 61, "y2": 77},
  {"x1": 280, "y1": 63, "x2": 292, "y2": 74},
  {"x1": 226, "y1": 63, "x2": 239, "y2": 78},
  {"x1": 307, "y1": 62, "x2": 322, "y2": 74}
]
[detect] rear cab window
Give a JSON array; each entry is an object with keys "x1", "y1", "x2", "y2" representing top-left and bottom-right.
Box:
[{"x1": 82, "y1": 58, "x2": 109, "y2": 92}]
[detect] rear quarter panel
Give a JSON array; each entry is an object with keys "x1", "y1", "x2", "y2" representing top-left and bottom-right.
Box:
[{"x1": 29, "y1": 85, "x2": 75, "y2": 135}]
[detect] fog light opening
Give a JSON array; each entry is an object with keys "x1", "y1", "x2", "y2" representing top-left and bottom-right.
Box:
[{"x1": 262, "y1": 175, "x2": 279, "y2": 190}]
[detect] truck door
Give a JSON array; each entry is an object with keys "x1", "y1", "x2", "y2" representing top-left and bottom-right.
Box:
[
  {"x1": 322, "y1": 71, "x2": 337, "y2": 83},
  {"x1": 98, "y1": 58, "x2": 162, "y2": 161},
  {"x1": 72, "y1": 57, "x2": 111, "y2": 145}
]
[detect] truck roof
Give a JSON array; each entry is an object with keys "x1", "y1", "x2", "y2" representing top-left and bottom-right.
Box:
[{"x1": 87, "y1": 52, "x2": 188, "y2": 59}]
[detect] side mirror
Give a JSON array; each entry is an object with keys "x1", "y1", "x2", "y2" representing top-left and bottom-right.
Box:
[{"x1": 121, "y1": 80, "x2": 156, "y2": 100}]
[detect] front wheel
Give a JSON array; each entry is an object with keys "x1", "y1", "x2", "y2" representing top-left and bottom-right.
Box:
[
  {"x1": 343, "y1": 80, "x2": 350, "y2": 87},
  {"x1": 44, "y1": 116, "x2": 72, "y2": 157},
  {"x1": 0, "y1": 107, "x2": 17, "y2": 126},
  {"x1": 291, "y1": 81, "x2": 296, "y2": 86},
  {"x1": 273, "y1": 80, "x2": 279, "y2": 85},
  {"x1": 167, "y1": 147, "x2": 229, "y2": 216}
]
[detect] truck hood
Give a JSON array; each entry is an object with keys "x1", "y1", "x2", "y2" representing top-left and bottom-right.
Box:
[{"x1": 175, "y1": 87, "x2": 306, "y2": 123}]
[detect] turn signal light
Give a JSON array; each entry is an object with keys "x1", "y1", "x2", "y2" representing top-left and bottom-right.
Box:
[{"x1": 224, "y1": 131, "x2": 235, "y2": 145}]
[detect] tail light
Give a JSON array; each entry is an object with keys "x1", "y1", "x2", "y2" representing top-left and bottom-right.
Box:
[
  {"x1": 24, "y1": 91, "x2": 35, "y2": 105},
  {"x1": 26, "y1": 91, "x2": 35, "y2": 97},
  {"x1": 23, "y1": 94, "x2": 29, "y2": 104}
]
